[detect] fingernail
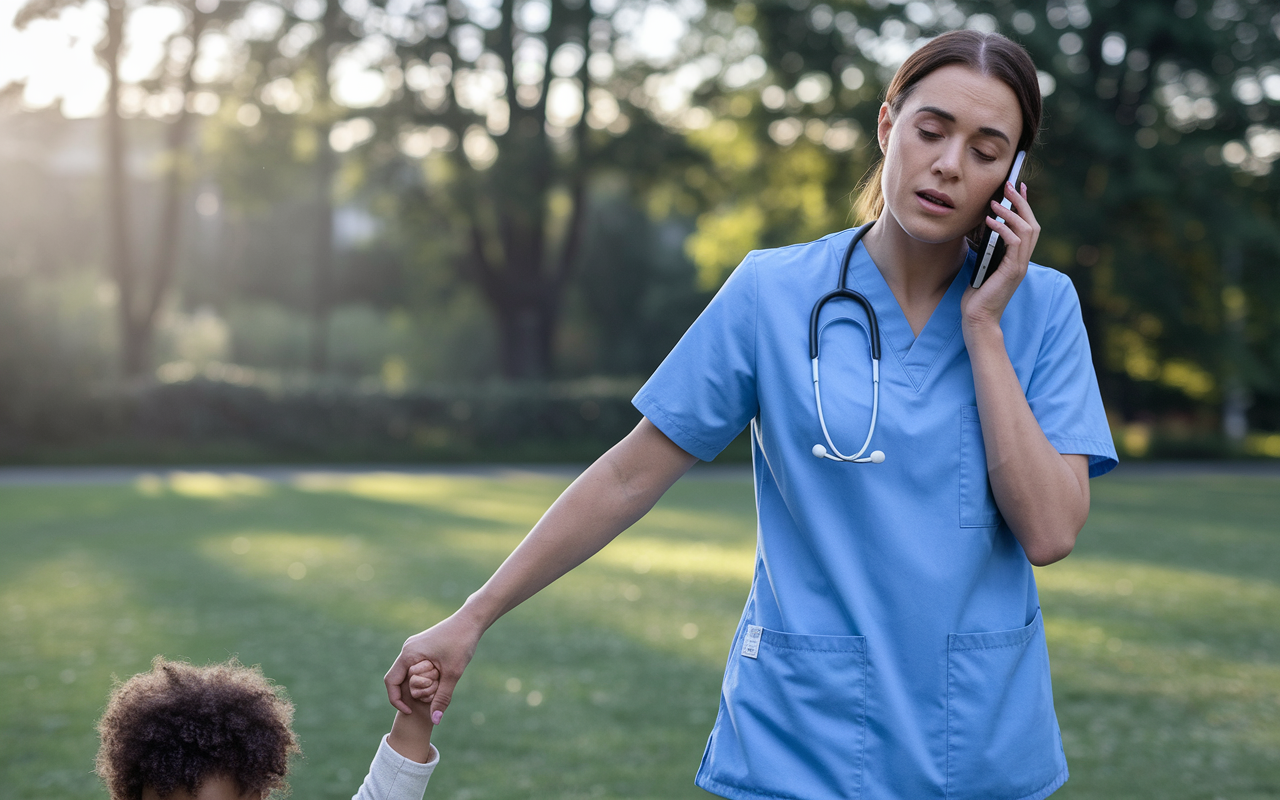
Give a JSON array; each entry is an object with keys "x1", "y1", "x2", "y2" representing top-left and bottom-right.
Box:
[{"x1": 431, "y1": 710, "x2": 443, "y2": 724}]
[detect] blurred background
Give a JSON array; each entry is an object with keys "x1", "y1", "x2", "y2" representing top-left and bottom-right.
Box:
[
  {"x1": 4, "y1": 4, "x2": 1280, "y2": 797},
  {"x1": 2, "y1": 0, "x2": 1280, "y2": 463}
]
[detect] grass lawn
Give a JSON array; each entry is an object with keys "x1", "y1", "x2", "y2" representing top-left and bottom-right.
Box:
[{"x1": 1, "y1": 468, "x2": 1277, "y2": 799}]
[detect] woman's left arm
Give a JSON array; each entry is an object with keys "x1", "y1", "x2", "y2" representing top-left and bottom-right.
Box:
[{"x1": 961, "y1": 182, "x2": 1090, "y2": 567}]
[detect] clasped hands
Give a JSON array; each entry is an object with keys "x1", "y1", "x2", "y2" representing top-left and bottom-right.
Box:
[{"x1": 385, "y1": 612, "x2": 484, "y2": 724}]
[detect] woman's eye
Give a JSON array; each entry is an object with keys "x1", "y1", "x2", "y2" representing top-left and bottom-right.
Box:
[
  {"x1": 973, "y1": 150, "x2": 997, "y2": 162},
  {"x1": 917, "y1": 128, "x2": 943, "y2": 140}
]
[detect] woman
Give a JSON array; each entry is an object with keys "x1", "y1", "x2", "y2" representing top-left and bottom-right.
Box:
[{"x1": 388, "y1": 29, "x2": 1117, "y2": 800}]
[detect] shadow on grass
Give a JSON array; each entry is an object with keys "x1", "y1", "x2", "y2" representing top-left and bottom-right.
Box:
[
  {"x1": 0, "y1": 477, "x2": 755, "y2": 800},
  {"x1": 3, "y1": 472, "x2": 1278, "y2": 800}
]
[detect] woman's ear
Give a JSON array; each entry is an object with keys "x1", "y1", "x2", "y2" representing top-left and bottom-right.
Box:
[{"x1": 876, "y1": 102, "x2": 893, "y2": 154}]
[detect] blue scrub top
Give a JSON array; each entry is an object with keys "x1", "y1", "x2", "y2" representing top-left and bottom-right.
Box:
[{"x1": 633, "y1": 228, "x2": 1118, "y2": 800}]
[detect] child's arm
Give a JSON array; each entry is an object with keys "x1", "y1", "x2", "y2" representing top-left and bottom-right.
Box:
[
  {"x1": 352, "y1": 664, "x2": 440, "y2": 800},
  {"x1": 386, "y1": 665, "x2": 438, "y2": 763}
]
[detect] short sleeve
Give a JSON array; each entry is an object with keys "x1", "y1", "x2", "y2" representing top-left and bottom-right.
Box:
[
  {"x1": 1025, "y1": 274, "x2": 1118, "y2": 478},
  {"x1": 633, "y1": 253, "x2": 760, "y2": 461}
]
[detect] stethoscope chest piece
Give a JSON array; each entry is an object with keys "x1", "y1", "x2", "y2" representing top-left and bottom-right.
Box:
[{"x1": 809, "y1": 222, "x2": 886, "y2": 464}]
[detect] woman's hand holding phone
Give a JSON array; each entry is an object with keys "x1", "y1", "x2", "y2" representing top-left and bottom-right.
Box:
[
  {"x1": 960, "y1": 180, "x2": 1040, "y2": 335},
  {"x1": 970, "y1": 150, "x2": 1027, "y2": 290}
]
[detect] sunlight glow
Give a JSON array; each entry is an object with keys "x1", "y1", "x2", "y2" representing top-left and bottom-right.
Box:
[
  {"x1": 135, "y1": 471, "x2": 273, "y2": 498},
  {"x1": 292, "y1": 471, "x2": 560, "y2": 526},
  {"x1": 203, "y1": 532, "x2": 373, "y2": 583},
  {"x1": 119, "y1": 5, "x2": 184, "y2": 82},
  {"x1": 1, "y1": 0, "x2": 717, "y2": 121},
  {"x1": 0, "y1": 0, "x2": 194, "y2": 118},
  {"x1": 593, "y1": 536, "x2": 753, "y2": 583},
  {"x1": 1, "y1": 0, "x2": 107, "y2": 118}
]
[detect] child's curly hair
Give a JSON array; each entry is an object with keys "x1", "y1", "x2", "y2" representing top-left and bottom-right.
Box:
[{"x1": 95, "y1": 656, "x2": 300, "y2": 800}]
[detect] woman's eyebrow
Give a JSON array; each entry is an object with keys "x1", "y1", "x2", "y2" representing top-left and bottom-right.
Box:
[{"x1": 914, "y1": 105, "x2": 1012, "y2": 144}]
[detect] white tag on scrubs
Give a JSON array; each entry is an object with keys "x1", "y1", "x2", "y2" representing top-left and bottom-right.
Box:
[{"x1": 741, "y1": 625, "x2": 763, "y2": 658}]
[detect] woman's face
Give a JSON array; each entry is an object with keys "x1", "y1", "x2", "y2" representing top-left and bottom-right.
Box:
[{"x1": 876, "y1": 64, "x2": 1023, "y2": 246}]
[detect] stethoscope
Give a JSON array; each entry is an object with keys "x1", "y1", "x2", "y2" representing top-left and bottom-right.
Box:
[{"x1": 809, "y1": 221, "x2": 886, "y2": 464}]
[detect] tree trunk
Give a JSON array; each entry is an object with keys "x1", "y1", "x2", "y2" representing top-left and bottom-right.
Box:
[
  {"x1": 102, "y1": 0, "x2": 142, "y2": 376},
  {"x1": 469, "y1": 0, "x2": 592, "y2": 380},
  {"x1": 104, "y1": 0, "x2": 206, "y2": 378},
  {"x1": 1221, "y1": 243, "x2": 1249, "y2": 444},
  {"x1": 495, "y1": 300, "x2": 557, "y2": 380},
  {"x1": 309, "y1": 0, "x2": 339, "y2": 374},
  {"x1": 133, "y1": 8, "x2": 207, "y2": 372},
  {"x1": 468, "y1": 217, "x2": 559, "y2": 380}
]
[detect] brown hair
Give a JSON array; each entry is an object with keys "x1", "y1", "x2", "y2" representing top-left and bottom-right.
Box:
[
  {"x1": 852, "y1": 29, "x2": 1042, "y2": 225},
  {"x1": 96, "y1": 657, "x2": 300, "y2": 800}
]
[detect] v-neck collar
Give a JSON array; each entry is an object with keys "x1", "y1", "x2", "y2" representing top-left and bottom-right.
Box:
[{"x1": 838, "y1": 234, "x2": 974, "y2": 392}]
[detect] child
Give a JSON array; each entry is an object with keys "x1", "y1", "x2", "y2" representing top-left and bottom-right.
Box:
[{"x1": 95, "y1": 656, "x2": 441, "y2": 800}]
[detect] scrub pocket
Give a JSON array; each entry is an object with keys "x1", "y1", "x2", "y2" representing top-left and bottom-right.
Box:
[
  {"x1": 945, "y1": 609, "x2": 1066, "y2": 800},
  {"x1": 959, "y1": 405, "x2": 1001, "y2": 527},
  {"x1": 699, "y1": 627, "x2": 867, "y2": 800}
]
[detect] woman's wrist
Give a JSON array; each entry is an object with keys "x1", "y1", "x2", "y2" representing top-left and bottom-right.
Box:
[
  {"x1": 456, "y1": 589, "x2": 503, "y2": 635},
  {"x1": 962, "y1": 317, "x2": 1005, "y2": 355}
]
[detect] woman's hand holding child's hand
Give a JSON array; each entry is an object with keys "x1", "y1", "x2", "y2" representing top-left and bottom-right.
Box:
[{"x1": 385, "y1": 611, "x2": 485, "y2": 723}]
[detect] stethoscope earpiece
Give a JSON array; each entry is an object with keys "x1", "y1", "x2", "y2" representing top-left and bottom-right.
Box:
[{"x1": 810, "y1": 222, "x2": 887, "y2": 465}]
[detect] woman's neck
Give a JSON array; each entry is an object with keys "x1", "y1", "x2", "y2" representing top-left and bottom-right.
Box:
[{"x1": 862, "y1": 210, "x2": 970, "y2": 336}]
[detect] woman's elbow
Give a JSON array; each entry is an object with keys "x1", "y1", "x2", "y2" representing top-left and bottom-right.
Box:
[
  {"x1": 1022, "y1": 519, "x2": 1084, "y2": 566},
  {"x1": 1024, "y1": 538, "x2": 1074, "y2": 567}
]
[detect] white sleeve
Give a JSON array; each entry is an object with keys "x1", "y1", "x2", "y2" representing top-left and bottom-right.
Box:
[{"x1": 351, "y1": 736, "x2": 439, "y2": 800}]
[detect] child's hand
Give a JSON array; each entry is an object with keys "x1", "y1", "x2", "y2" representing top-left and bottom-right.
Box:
[
  {"x1": 387, "y1": 660, "x2": 440, "y2": 764},
  {"x1": 407, "y1": 661, "x2": 439, "y2": 704}
]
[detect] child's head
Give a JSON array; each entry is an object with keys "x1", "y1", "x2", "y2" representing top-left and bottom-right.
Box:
[{"x1": 95, "y1": 657, "x2": 300, "y2": 800}]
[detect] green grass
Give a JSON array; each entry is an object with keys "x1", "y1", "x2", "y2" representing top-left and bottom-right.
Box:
[{"x1": 0, "y1": 470, "x2": 1277, "y2": 799}]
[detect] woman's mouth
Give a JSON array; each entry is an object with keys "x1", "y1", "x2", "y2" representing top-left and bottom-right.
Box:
[{"x1": 916, "y1": 190, "x2": 954, "y2": 211}]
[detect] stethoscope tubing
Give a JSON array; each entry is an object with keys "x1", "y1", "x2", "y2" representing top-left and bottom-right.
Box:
[
  {"x1": 813, "y1": 356, "x2": 880, "y2": 461},
  {"x1": 809, "y1": 222, "x2": 885, "y2": 464}
]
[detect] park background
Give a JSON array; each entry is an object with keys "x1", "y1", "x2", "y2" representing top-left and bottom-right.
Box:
[
  {"x1": 1, "y1": 0, "x2": 1279, "y2": 798},
  {"x1": 3, "y1": 0, "x2": 1280, "y2": 462}
]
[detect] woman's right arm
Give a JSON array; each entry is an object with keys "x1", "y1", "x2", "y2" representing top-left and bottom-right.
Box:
[{"x1": 384, "y1": 417, "x2": 699, "y2": 718}]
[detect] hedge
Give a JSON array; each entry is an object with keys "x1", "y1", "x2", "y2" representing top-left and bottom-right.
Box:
[{"x1": 0, "y1": 365, "x2": 690, "y2": 464}]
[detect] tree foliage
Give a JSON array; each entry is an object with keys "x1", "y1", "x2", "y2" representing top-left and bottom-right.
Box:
[
  {"x1": 169, "y1": 0, "x2": 1280, "y2": 436},
  {"x1": 10, "y1": 0, "x2": 1280, "y2": 449}
]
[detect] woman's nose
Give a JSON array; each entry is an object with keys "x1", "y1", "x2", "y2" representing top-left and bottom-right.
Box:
[{"x1": 932, "y1": 144, "x2": 963, "y2": 179}]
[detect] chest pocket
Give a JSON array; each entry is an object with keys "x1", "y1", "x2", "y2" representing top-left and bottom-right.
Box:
[{"x1": 959, "y1": 405, "x2": 1001, "y2": 527}]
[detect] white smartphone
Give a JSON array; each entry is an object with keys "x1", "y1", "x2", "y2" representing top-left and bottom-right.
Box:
[{"x1": 970, "y1": 150, "x2": 1027, "y2": 289}]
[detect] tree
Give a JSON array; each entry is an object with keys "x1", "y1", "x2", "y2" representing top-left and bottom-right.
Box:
[
  {"x1": 185, "y1": 0, "x2": 360, "y2": 373},
  {"x1": 295, "y1": 0, "x2": 704, "y2": 379},
  {"x1": 308, "y1": 0, "x2": 343, "y2": 372},
  {"x1": 15, "y1": 0, "x2": 233, "y2": 377},
  {"x1": 159, "y1": 0, "x2": 1280, "y2": 432},
  {"x1": 200, "y1": 0, "x2": 756, "y2": 381},
  {"x1": 382, "y1": 0, "x2": 670, "y2": 378}
]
